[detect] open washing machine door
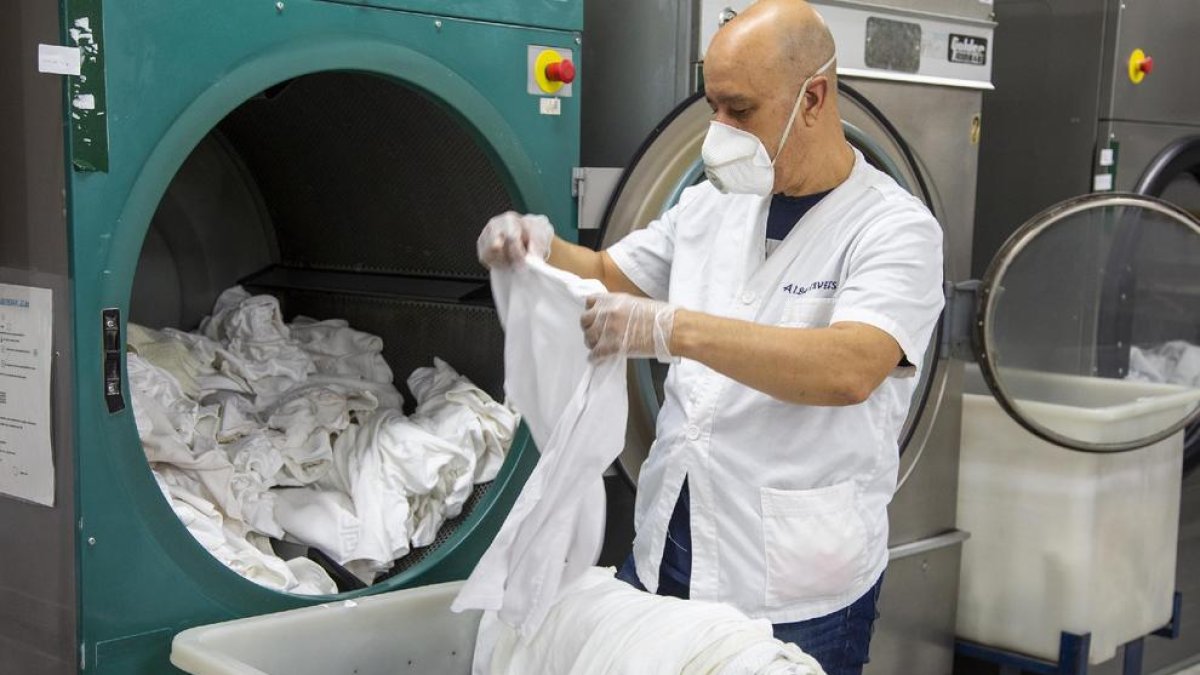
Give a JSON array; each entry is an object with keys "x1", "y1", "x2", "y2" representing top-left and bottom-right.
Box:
[
  {"x1": 967, "y1": 193, "x2": 1200, "y2": 453},
  {"x1": 955, "y1": 193, "x2": 1200, "y2": 666},
  {"x1": 599, "y1": 85, "x2": 951, "y2": 491}
]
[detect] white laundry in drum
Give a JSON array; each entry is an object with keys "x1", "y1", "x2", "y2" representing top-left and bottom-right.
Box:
[{"x1": 126, "y1": 286, "x2": 519, "y2": 593}]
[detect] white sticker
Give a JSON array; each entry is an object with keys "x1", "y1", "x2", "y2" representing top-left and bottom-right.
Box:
[
  {"x1": 72, "y1": 94, "x2": 96, "y2": 110},
  {"x1": 1093, "y1": 173, "x2": 1114, "y2": 191},
  {"x1": 0, "y1": 284, "x2": 55, "y2": 507},
  {"x1": 1099, "y1": 148, "x2": 1115, "y2": 166},
  {"x1": 37, "y1": 44, "x2": 82, "y2": 76},
  {"x1": 539, "y1": 97, "x2": 562, "y2": 116}
]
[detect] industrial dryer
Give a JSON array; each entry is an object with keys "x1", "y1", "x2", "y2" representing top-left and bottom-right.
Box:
[{"x1": 1, "y1": 0, "x2": 583, "y2": 672}]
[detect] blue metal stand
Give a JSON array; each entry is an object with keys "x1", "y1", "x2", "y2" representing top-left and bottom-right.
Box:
[{"x1": 954, "y1": 592, "x2": 1182, "y2": 675}]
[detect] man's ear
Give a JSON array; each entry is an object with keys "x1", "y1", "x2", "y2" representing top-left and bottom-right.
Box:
[{"x1": 803, "y1": 77, "x2": 831, "y2": 126}]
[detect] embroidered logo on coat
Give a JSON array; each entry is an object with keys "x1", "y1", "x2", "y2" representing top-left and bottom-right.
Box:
[{"x1": 782, "y1": 281, "x2": 838, "y2": 296}]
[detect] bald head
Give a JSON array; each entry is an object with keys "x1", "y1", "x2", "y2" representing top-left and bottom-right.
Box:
[
  {"x1": 709, "y1": 0, "x2": 836, "y2": 87},
  {"x1": 703, "y1": 0, "x2": 851, "y2": 196}
]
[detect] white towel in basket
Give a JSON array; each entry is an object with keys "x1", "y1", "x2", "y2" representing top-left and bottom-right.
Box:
[{"x1": 484, "y1": 567, "x2": 826, "y2": 675}]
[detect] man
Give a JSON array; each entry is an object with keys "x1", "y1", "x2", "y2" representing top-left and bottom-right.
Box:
[{"x1": 476, "y1": 1, "x2": 943, "y2": 673}]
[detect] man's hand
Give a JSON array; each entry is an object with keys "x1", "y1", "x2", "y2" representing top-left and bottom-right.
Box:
[
  {"x1": 581, "y1": 293, "x2": 678, "y2": 363},
  {"x1": 477, "y1": 211, "x2": 555, "y2": 269}
]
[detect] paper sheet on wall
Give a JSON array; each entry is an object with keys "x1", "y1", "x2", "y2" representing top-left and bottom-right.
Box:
[{"x1": 0, "y1": 284, "x2": 55, "y2": 507}]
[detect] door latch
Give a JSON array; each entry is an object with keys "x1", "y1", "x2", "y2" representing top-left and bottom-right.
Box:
[{"x1": 101, "y1": 308, "x2": 124, "y2": 412}]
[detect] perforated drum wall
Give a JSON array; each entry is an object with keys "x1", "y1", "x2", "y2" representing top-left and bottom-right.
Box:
[
  {"x1": 270, "y1": 289, "x2": 506, "y2": 406},
  {"x1": 219, "y1": 72, "x2": 516, "y2": 279}
]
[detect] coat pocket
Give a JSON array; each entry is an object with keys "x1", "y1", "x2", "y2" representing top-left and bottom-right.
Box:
[
  {"x1": 779, "y1": 297, "x2": 836, "y2": 328},
  {"x1": 760, "y1": 480, "x2": 869, "y2": 605}
]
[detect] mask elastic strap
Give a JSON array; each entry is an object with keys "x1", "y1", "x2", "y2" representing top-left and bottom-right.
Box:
[{"x1": 771, "y1": 54, "x2": 836, "y2": 164}]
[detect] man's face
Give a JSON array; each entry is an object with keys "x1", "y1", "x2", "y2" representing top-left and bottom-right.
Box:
[{"x1": 703, "y1": 39, "x2": 799, "y2": 161}]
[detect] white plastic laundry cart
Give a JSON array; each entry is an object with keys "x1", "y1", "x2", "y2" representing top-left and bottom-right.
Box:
[
  {"x1": 171, "y1": 581, "x2": 480, "y2": 675},
  {"x1": 957, "y1": 365, "x2": 1199, "y2": 664}
]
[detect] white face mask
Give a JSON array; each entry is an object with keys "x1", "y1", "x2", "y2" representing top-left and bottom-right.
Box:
[{"x1": 701, "y1": 54, "x2": 836, "y2": 196}]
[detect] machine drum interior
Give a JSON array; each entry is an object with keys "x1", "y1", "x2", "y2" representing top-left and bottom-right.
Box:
[{"x1": 130, "y1": 71, "x2": 516, "y2": 594}]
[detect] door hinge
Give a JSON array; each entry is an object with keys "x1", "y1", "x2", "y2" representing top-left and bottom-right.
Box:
[
  {"x1": 941, "y1": 280, "x2": 981, "y2": 362},
  {"x1": 572, "y1": 167, "x2": 623, "y2": 231}
]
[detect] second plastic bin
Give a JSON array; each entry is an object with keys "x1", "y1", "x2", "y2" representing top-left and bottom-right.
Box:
[
  {"x1": 956, "y1": 365, "x2": 1190, "y2": 664},
  {"x1": 171, "y1": 581, "x2": 479, "y2": 675}
]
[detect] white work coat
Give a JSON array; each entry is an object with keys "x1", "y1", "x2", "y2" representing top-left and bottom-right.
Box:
[{"x1": 607, "y1": 148, "x2": 944, "y2": 623}]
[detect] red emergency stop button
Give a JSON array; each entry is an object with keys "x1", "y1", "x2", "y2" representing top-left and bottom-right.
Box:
[
  {"x1": 533, "y1": 49, "x2": 574, "y2": 94},
  {"x1": 1128, "y1": 48, "x2": 1153, "y2": 84},
  {"x1": 545, "y1": 59, "x2": 576, "y2": 84}
]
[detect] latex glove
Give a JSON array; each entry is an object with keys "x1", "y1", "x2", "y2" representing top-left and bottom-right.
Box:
[
  {"x1": 581, "y1": 293, "x2": 678, "y2": 363},
  {"x1": 476, "y1": 212, "x2": 554, "y2": 269}
]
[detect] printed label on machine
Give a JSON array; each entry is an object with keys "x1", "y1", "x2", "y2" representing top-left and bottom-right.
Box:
[
  {"x1": 0, "y1": 283, "x2": 55, "y2": 507},
  {"x1": 37, "y1": 44, "x2": 82, "y2": 76},
  {"x1": 948, "y1": 34, "x2": 988, "y2": 66}
]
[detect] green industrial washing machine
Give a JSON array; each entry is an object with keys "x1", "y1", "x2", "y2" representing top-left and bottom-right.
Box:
[{"x1": 4, "y1": 0, "x2": 581, "y2": 672}]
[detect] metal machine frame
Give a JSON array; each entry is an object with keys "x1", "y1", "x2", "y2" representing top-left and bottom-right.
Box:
[
  {"x1": 0, "y1": 2, "x2": 77, "y2": 671},
  {"x1": 956, "y1": 592, "x2": 1183, "y2": 675}
]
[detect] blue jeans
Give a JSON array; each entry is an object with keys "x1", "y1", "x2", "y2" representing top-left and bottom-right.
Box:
[
  {"x1": 616, "y1": 555, "x2": 883, "y2": 675},
  {"x1": 770, "y1": 576, "x2": 884, "y2": 675}
]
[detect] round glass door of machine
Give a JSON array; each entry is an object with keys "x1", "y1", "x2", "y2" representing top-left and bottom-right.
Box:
[
  {"x1": 600, "y1": 85, "x2": 948, "y2": 487},
  {"x1": 973, "y1": 193, "x2": 1200, "y2": 452}
]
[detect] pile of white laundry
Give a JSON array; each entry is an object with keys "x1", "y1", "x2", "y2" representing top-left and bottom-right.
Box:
[
  {"x1": 128, "y1": 286, "x2": 518, "y2": 594},
  {"x1": 1128, "y1": 340, "x2": 1200, "y2": 387},
  {"x1": 483, "y1": 568, "x2": 825, "y2": 675}
]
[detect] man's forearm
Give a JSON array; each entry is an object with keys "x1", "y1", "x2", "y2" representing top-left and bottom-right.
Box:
[
  {"x1": 548, "y1": 239, "x2": 646, "y2": 297},
  {"x1": 670, "y1": 309, "x2": 900, "y2": 406},
  {"x1": 547, "y1": 237, "x2": 606, "y2": 281}
]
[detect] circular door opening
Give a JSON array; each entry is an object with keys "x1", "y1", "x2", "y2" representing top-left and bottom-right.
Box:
[
  {"x1": 1135, "y1": 136, "x2": 1200, "y2": 472},
  {"x1": 601, "y1": 85, "x2": 947, "y2": 487},
  {"x1": 130, "y1": 71, "x2": 523, "y2": 595}
]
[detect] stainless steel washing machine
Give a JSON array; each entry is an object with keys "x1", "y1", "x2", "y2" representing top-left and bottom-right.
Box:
[
  {"x1": 582, "y1": 1, "x2": 995, "y2": 672},
  {"x1": 972, "y1": 2, "x2": 1200, "y2": 671}
]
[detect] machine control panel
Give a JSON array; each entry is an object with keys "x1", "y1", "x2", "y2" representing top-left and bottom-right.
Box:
[
  {"x1": 697, "y1": 1, "x2": 995, "y2": 90},
  {"x1": 527, "y1": 46, "x2": 575, "y2": 97}
]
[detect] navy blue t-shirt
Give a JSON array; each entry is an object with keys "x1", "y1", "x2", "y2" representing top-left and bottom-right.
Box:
[
  {"x1": 766, "y1": 189, "x2": 832, "y2": 256},
  {"x1": 658, "y1": 190, "x2": 831, "y2": 595}
]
